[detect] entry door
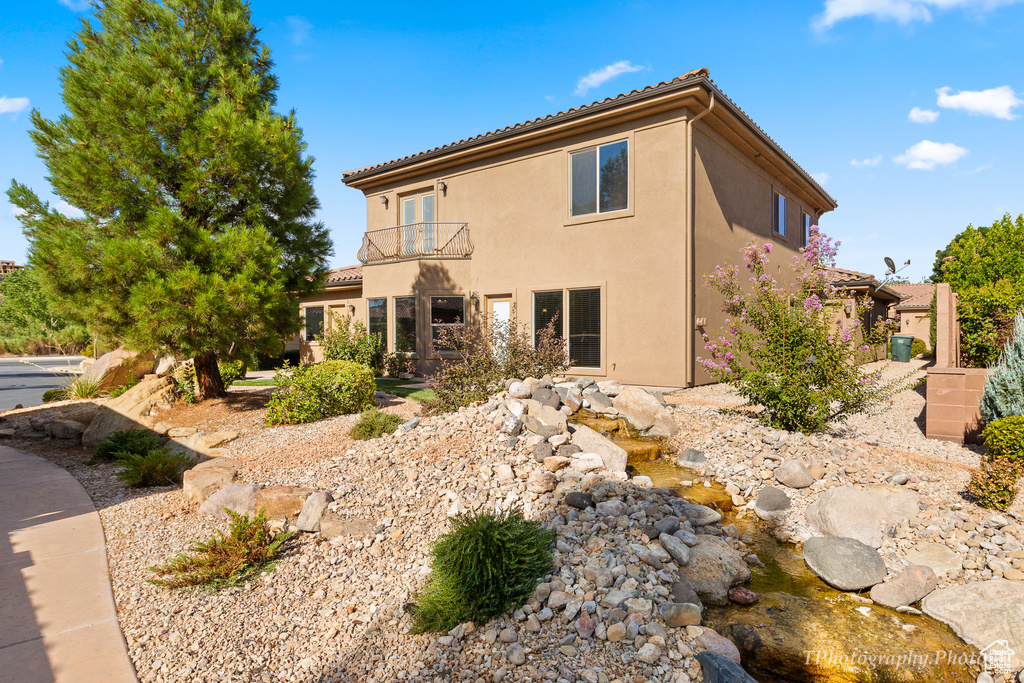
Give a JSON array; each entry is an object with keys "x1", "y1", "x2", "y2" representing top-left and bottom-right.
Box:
[{"x1": 490, "y1": 298, "x2": 512, "y2": 361}]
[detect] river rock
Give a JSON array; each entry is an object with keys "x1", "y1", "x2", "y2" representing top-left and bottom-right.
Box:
[
  {"x1": 182, "y1": 458, "x2": 239, "y2": 503},
  {"x1": 254, "y1": 485, "x2": 317, "y2": 519},
  {"x1": 659, "y1": 602, "x2": 702, "y2": 627},
  {"x1": 564, "y1": 492, "x2": 594, "y2": 509},
  {"x1": 531, "y1": 387, "x2": 560, "y2": 409},
  {"x1": 802, "y1": 537, "x2": 886, "y2": 591},
  {"x1": 522, "y1": 416, "x2": 557, "y2": 439},
  {"x1": 533, "y1": 442, "x2": 553, "y2": 463},
  {"x1": 695, "y1": 627, "x2": 742, "y2": 664},
  {"x1": 48, "y1": 419, "x2": 86, "y2": 440},
  {"x1": 597, "y1": 380, "x2": 623, "y2": 397},
  {"x1": 869, "y1": 565, "x2": 937, "y2": 608},
  {"x1": 586, "y1": 391, "x2": 613, "y2": 411},
  {"x1": 677, "y1": 536, "x2": 752, "y2": 605},
  {"x1": 508, "y1": 382, "x2": 532, "y2": 399},
  {"x1": 296, "y1": 491, "x2": 333, "y2": 532},
  {"x1": 671, "y1": 581, "x2": 703, "y2": 609},
  {"x1": 903, "y1": 542, "x2": 963, "y2": 578},
  {"x1": 612, "y1": 386, "x2": 679, "y2": 437},
  {"x1": 696, "y1": 651, "x2": 758, "y2": 683},
  {"x1": 805, "y1": 486, "x2": 921, "y2": 536},
  {"x1": 922, "y1": 579, "x2": 1024, "y2": 670},
  {"x1": 677, "y1": 448, "x2": 707, "y2": 466},
  {"x1": 754, "y1": 486, "x2": 790, "y2": 521},
  {"x1": 568, "y1": 424, "x2": 627, "y2": 472},
  {"x1": 527, "y1": 471, "x2": 558, "y2": 493},
  {"x1": 596, "y1": 499, "x2": 627, "y2": 517},
  {"x1": 675, "y1": 503, "x2": 722, "y2": 526},
  {"x1": 774, "y1": 460, "x2": 814, "y2": 489},
  {"x1": 571, "y1": 453, "x2": 604, "y2": 473},
  {"x1": 654, "y1": 516, "x2": 681, "y2": 535},
  {"x1": 659, "y1": 533, "x2": 691, "y2": 565},
  {"x1": 198, "y1": 482, "x2": 262, "y2": 519},
  {"x1": 838, "y1": 523, "x2": 884, "y2": 549},
  {"x1": 727, "y1": 587, "x2": 759, "y2": 605},
  {"x1": 500, "y1": 415, "x2": 523, "y2": 437}
]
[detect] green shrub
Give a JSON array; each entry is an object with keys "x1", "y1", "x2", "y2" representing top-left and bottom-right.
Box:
[
  {"x1": 147, "y1": 507, "x2": 293, "y2": 589},
  {"x1": 969, "y1": 457, "x2": 1022, "y2": 511},
  {"x1": 60, "y1": 373, "x2": 105, "y2": 400},
  {"x1": 958, "y1": 281, "x2": 1024, "y2": 368},
  {"x1": 983, "y1": 416, "x2": 1024, "y2": 463},
  {"x1": 42, "y1": 388, "x2": 65, "y2": 403},
  {"x1": 173, "y1": 362, "x2": 197, "y2": 403},
  {"x1": 108, "y1": 376, "x2": 139, "y2": 398},
  {"x1": 91, "y1": 429, "x2": 165, "y2": 464},
  {"x1": 911, "y1": 338, "x2": 927, "y2": 358},
  {"x1": 114, "y1": 447, "x2": 193, "y2": 487},
  {"x1": 265, "y1": 359, "x2": 376, "y2": 426},
  {"x1": 700, "y1": 228, "x2": 917, "y2": 432},
  {"x1": 410, "y1": 507, "x2": 555, "y2": 633},
  {"x1": 351, "y1": 407, "x2": 404, "y2": 440},
  {"x1": 317, "y1": 314, "x2": 382, "y2": 372},
  {"x1": 980, "y1": 312, "x2": 1024, "y2": 422},
  {"x1": 218, "y1": 359, "x2": 248, "y2": 385},
  {"x1": 423, "y1": 306, "x2": 567, "y2": 414}
]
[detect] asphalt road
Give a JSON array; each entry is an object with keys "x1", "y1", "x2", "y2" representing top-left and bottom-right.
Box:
[{"x1": 0, "y1": 356, "x2": 86, "y2": 413}]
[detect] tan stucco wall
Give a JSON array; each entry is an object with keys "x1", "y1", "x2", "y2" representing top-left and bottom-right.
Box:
[
  {"x1": 350, "y1": 105, "x2": 832, "y2": 387},
  {"x1": 897, "y1": 309, "x2": 931, "y2": 349},
  {"x1": 298, "y1": 286, "x2": 365, "y2": 364}
]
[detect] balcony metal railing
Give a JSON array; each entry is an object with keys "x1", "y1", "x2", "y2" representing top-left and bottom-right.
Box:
[{"x1": 357, "y1": 222, "x2": 473, "y2": 264}]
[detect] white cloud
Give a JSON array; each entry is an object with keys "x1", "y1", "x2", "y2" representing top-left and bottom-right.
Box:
[
  {"x1": 967, "y1": 161, "x2": 994, "y2": 174},
  {"x1": 58, "y1": 0, "x2": 90, "y2": 11},
  {"x1": 9, "y1": 207, "x2": 26, "y2": 218},
  {"x1": 812, "y1": 172, "x2": 831, "y2": 185},
  {"x1": 936, "y1": 85, "x2": 1023, "y2": 119},
  {"x1": 851, "y1": 155, "x2": 882, "y2": 167},
  {"x1": 0, "y1": 96, "x2": 30, "y2": 115},
  {"x1": 574, "y1": 61, "x2": 646, "y2": 96},
  {"x1": 0, "y1": 56, "x2": 4, "y2": 69},
  {"x1": 909, "y1": 106, "x2": 939, "y2": 123},
  {"x1": 893, "y1": 140, "x2": 968, "y2": 169},
  {"x1": 813, "y1": 0, "x2": 1024, "y2": 30},
  {"x1": 285, "y1": 16, "x2": 312, "y2": 46},
  {"x1": 55, "y1": 201, "x2": 85, "y2": 218}
]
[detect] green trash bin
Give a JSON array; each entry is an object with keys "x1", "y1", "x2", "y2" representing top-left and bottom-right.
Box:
[{"x1": 890, "y1": 334, "x2": 914, "y2": 362}]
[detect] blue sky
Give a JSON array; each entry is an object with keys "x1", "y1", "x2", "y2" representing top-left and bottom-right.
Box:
[{"x1": 1, "y1": 0, "x2": 1022, "y2": 282}]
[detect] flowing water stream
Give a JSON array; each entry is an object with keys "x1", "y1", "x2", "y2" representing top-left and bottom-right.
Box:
[{"x1": 571, "y1": 412, "x2": 981, "y2": 683}]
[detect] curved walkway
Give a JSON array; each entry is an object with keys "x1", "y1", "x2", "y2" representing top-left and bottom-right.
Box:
[{"x1": 0, "y1": 445, "x2": 137, "y2": 683}]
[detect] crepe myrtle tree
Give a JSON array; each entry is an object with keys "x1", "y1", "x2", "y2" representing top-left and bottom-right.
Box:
[
  {"x1": 698, "y1": 227, "x2": 914, "y2": 433},
  {"x1": 8, "y1": 0, "x2": 331, "y2": 399}
]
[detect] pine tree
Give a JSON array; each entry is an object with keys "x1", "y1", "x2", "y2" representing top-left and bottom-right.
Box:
[
  {"x1": 8, "y1": 0, "x2": 331, "y2": 398},
  {"x1": 981, "y1": 311, "x2": 1024, "y2": 422}
]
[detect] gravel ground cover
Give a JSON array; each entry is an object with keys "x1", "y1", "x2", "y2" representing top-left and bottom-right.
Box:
[{"x1": 3, "y1": 361, "x2": 1022, "y2": 683}]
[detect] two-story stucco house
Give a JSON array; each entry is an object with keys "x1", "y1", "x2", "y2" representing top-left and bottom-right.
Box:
[{"x1": 309, "y1": 68, "x2": 836, "y2": 387}]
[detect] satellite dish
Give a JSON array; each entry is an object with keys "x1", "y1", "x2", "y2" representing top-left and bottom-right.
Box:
[{"x1": 884, "y1": 257, "x2": 896, "y2": 274}]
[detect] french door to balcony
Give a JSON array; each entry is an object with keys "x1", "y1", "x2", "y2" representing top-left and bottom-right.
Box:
[{"x1": 401, "y1": 193, "x2": 435, "y2": 257}]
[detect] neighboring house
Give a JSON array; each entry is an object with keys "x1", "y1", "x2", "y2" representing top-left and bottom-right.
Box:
[
  {"x1": 887, "y1": 283, "x2": 934, "y2": 348},
  {"x1": 827, "y1": 267, "x2": 900, "y2": 337},
  {"x1": 335, "y1": 68, "x2": 836, "y2": 387},
  {"x1": 0, "y1": 260, "x2": 24, "y2": 281},
  {"x1": 293, "y1": 265, "x2": 364, "y2": 362}
]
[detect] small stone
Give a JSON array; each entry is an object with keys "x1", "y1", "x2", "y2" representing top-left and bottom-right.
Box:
[
  {"x1": 635, "y1": 643, "x2": 662, "y2": 664},
  {"x1": 677, "y1": 448, "x2": 707, "y2": 466},
  {"x1": 605, "y1": 622, "x2": 626, "y2": 642},
  {"x1": 659, "y1": 602, "x2": 702, "y2": 627},
  {"x1": 774, "y1": 460, "x2": 814, "y2": 489},
  {"x1": 507, "y1": 642, "x2": 526, "y2": 666},
  {"x1": 499, "y1": 628, "x2": 518, "y2": 643},
  {"x1": 660, "y1": 533, "x2": 691, "y2": 565},
  {"x1": 727, "y1": 586, "x2": 760, "y2": 605},
  {"x1": 525, "y1": 614, "x2": 541, "y2": 632}
]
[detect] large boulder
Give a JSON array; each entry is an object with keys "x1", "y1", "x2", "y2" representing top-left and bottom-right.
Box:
[
  {"x1": 296, "y1": 492, "x2": 333, "y2": 533},
  {"x1": 903, "y1": 542, "x2": 963, "y2": 578},
  {"x1": 48, "y1": 419, "x2": 86, "y2": 441},
  {"x1": 81, "y1": 376, "x2": 174, "y2": 448},
  {"x1": 569, "y1": 424, "x2": 628, "y2": 472},
  {"x1": 869, "y1": 565, "x2": 937, "y2": 608},
  {"x1": 805, "y1": 486, "x2": 920, "y2": 536},
  {"x1": 612, "y1": 386, "x2": 679, "y2": 437},
  {"x1": 677, "y1": 536, "x2": 752, "y2": 606},
  {"x1": 802, "y1": 536, "x2": 886, "y2": 591},
  {"x1": 254, "y1": 485, "x2": 316, "y2": 519},
  {"x1": 922, "y1": 579, "x2": 1024, "y2": 670},
  {"x1": 773, "y1": 460, "x2": 813, "y2": 489},
  {"x1": 696, "y1": 651, "x2": 758, "y2": 683},
  {"x1": 182, "y1": 458, "x2": 239, "y2": 503},
  {"x1": 83, "y1": 347, "x2": 155, "y2": 391},
  {"x1": 754, "y1": 486, "x2": 791, "y2": 522},
  {"x1": 198, "y1": 482, "x2": 263, "y2": 519}
]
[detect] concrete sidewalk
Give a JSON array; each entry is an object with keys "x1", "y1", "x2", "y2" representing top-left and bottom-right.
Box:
[{"x1": 0, "y1": 446, "x2": 137, "y2": 683}]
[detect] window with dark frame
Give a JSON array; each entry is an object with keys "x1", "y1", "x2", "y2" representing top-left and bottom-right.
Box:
[
  {"x1": 430, "y1": 296, "x2": 465, "y2": 344},
  {"x1": 802, "y1": 212, "x2": 812, "y2": 247},
  {"x1": 773, "y1": 191, "x2": 787, "y2": 237},
  {"x1": 570, "y1": 140, "x2": 628, "y2": 217},
  {"x1": 368, "y1": 298, "x2": 387, "y2": 351},
  {"x1": 394, "y1": 296, "x2": 416, "y2": 353},
  {"x1": 304, "y1": 306, "x2": 324, "y2": 342},
  {"x1": 533, "y1": 290, "x2": 564, "y2": 347},
  {"x1": 569, "y1": 288, "x2": 601, "y2": 368}
]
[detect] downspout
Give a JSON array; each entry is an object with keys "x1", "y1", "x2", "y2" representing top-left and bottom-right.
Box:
[{"x1": 684, "y1": 90, "x2": 715, "y2": 386}]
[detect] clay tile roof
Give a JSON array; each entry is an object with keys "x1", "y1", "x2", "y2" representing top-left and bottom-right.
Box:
[
  {"x1": 888, "y1": 283, "x2": 934, "y2": 308},
  {"x1": 325, "y1": 265, "x2": 362, "y2": 285},
  {"x1": 341, "y1": 68, "x2": 834, "y2": 206},
  {"x1": 827, "y1": 267, "x2": 878, "y2": 285}
]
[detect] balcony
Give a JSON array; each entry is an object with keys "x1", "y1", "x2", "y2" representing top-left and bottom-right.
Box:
[{"x1": 357, "y1": 222, "x2": 474, "y2": 265}]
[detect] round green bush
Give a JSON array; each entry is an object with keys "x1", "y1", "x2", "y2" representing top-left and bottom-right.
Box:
[
  {"x1": 265, "y1": 360, "x2": 376, "y2": 425},
  {"x1": 911, "y1": 338, "x2": 927, "y2": 358},
  {"x1": 983, "y1": 415, "x2": 1024, "y2": 463}
]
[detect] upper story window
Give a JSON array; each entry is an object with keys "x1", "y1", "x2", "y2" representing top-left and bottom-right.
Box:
[
  {"x1": 400, "y1": 192, "x2": 435, "y2": 256},
  {"x1": 570, "y1": 140, "x2": 628, "y2": 217},
  {"x1": 773, "y1": 191, "x2": 787, "y2": 237},
  {"x1": 802, "y1": 212, "x2": 812, "y2": 247},
  {"x1": 304, "y1": 306, "x2": 324, "y2": 342}
]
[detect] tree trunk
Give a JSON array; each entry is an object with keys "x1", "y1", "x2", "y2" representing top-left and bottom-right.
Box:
[{"x1": 193, "y1": 351, "x2": 226, "y2": 400}]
